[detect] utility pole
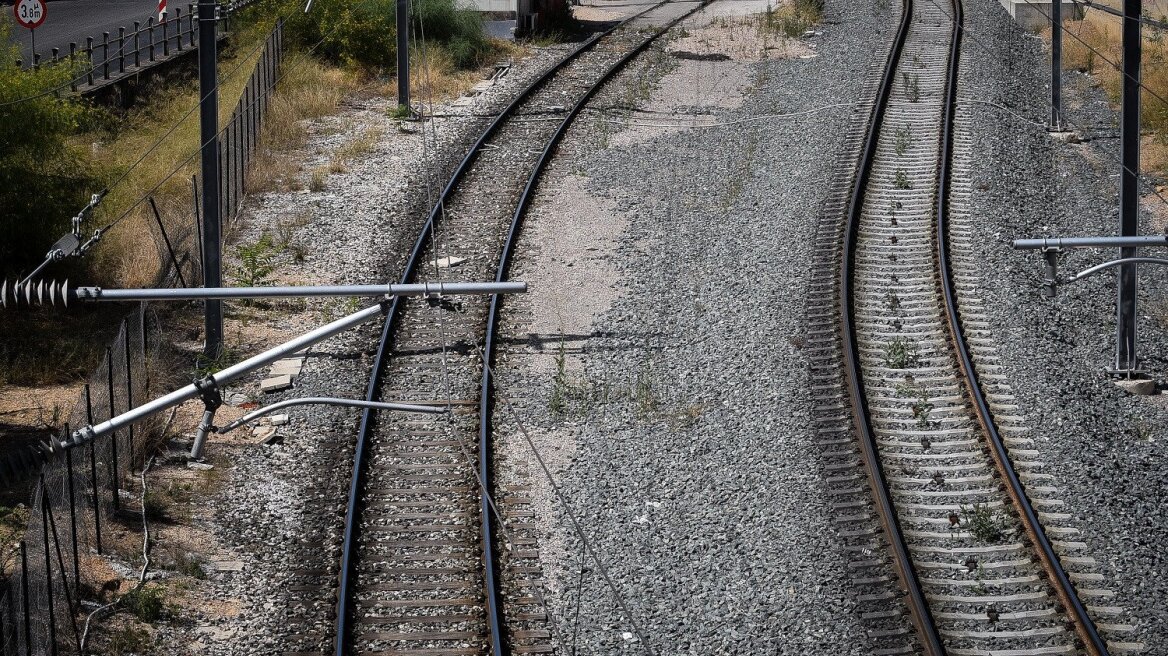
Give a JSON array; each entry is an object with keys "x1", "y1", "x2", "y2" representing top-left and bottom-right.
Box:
[
  {"x1": 397, "y1": 0, "x2": 409, "y2": 111},
  {"x1": 197, "y1": 0, "x2": 223, "y2": 358},
  {"x1": 1050, "y1": 0, "x2": 1063, "y2": 129},
  {"x1": 1116, "y1": 0, "x2": 1141, "y2": 373}
]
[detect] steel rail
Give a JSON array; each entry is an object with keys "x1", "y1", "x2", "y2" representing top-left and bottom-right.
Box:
[
  {"x1": 838, "y1": 0, "x2": 945, "y2": 650},
  {"x1": 932, "y1": 0, "x2": 1109, "y2": 651},
  {"x1": 334, "y1": 4, "x2": 674, "y2": 654},
  {"x1": 477, "y1": 3, "x2": 709, "y2": 654}
]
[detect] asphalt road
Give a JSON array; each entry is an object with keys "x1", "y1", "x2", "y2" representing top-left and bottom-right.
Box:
[{"x1": 4, "y1": 0, "x2": 162, "y2": 62}]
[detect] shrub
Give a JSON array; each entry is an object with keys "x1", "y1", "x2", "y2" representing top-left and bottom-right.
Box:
[
  {"x1": 0, "y1": 23, "x2": 105, "y2": 279},
  {"x1": 286, "y1": 0, "x2": 487, "y2": 70}
]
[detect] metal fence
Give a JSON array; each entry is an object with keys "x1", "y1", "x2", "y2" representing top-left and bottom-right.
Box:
[
  {"x1": 219, "y1": 17, "x2": 284, "y2": 226},
  {"x1": 0, "y1": 306, "x2": 155, "y2": 656},
  {"x1": 16, "y1": 0, "x2": 257, "y2": 94}
]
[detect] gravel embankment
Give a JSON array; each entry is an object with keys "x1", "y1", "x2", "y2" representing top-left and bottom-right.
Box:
[
  {"x1": 160, "y1": 42, "x2": 579, "y2": 654},
  {"x1": 960, "y1": 0, "x2": 1168, "y2": 649},
  {"x1": 495, "y1": 0, "x2": 896, "y2": 651}
]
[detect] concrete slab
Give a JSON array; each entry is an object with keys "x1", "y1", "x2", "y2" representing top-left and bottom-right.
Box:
[{"x1": 260, "y1": 375, "x2": 293, "y2": 393}]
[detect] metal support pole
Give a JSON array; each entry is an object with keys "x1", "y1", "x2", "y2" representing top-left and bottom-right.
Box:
[
  {"x1": 106, "y1": 348, "x2": 120, "y2": 511},
  {"x1": 40, "y1": 499, "x2": 56, "y2": 656},
  {"x1": 84, "y1": 385, "x2": 102, "y2": 554},
  {"x1": 118, "y1": 28, "x2": 126, "y2": 73},
  {"x1": 198, "y1": 0, "x2": 223, "y2": 358},
  {"x1": 1117, "y1": 0, "x2": 1142, "y2": 373},
  {"x1": 124, "y1": 326, "x2": 135, "y2": 470},
  {"x1": 102, "y1": 32, "x2": 109, "y2": 80},
  {"x1": 19, "y1": 541, "x2": 30, "y2": 654},
  {"x1": 1051, "y1": 0, "x2": 1063, "y2": 128},
  {"x1": 64, "y1": 444, "x2": 80, "y2": 598},
  {"x1": 397, "y1": 0, "x2": 409, "y2": 111},
  {"x1": 133, "y1": 23, "x2": 140, "y2": 68}
]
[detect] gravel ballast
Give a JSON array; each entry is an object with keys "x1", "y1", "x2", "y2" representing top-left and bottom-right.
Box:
[
  {"x1": 958, "y1": 0, "x2": 1168, "y2": 649},
  {"x1": 495, "y1": 0, "x2": 897, "y2": 651}
]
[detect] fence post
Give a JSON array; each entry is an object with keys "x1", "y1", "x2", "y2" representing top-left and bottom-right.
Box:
[
  {"x1": 44, "y1": 493, "x2": 81, "y2": 653},
  {"x1": 118, "y1": 28, "x2": 126, "y2": 73},
  {"x1": 51, "y1": 47, "x2": 58, "y2": 63},
  {"x1": 40, "y1": 497, "x2": 57, "y2": 656},
  {"x1": 19, "y1": 541, "x2": 30, "y2": 654},
  {"x1": 134, "y1": 21, "x2": 140, "y2": 68},
  {"x1": 64, "y1": 443, "x2": 80, "y2": 599},
  {"x1": 163, "y1": 15, "x2": 170, "y2": 57},
  {"x1": 102, "y1": 32, "x2": 109, "y2": 80},
  {"x1": 84, "y1": 384, "x2": 102, "y2": 554},
  {"x1": 175, "y1": 8, "x2": 183, "y2": 51},
  {"x1": 124, "y1": 325, "x2": 135, "y2": 471},
  {"x1": 188, "y1": 5, "x2": 196, "y2": 48},
  {"x1": 148, "y1": 18, "x2": 156, "y2": 62},
  {"x1": 106, "y1": 347, "x2": 120, "y2": 512},
  {"x1": 85, "y1": 37, "x2": 94, "y2": 86},
  {"x1": 69, "y1": 43, "x2": 77, "y2": 91}
]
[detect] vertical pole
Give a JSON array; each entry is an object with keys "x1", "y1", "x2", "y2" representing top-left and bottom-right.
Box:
[
  {"x1": 85, "y1": 37, "x2": 94, "y2": 85},
  {"x1": 69, "y1": 42, "x2": 77, "y2": 90},
  {"x1": 65, "y1": 440, "x2": 80, "y2": 599},
  {"x1": 85, "y1": 384, "x2": 102, "y2": 554},
  {"x1": 1051, "y1": 0, "x2": 1062, "y2": 128},
  {"x1": 40, "y1": 499, "x2": 56, "y2": 656},
  {"x1": 1117, "y1": 0, "x2": 1141, "y2": 373},
  {"x1": 19, "y1": 541, "x2": 30, "y2": 654},
  {"x1": 175, "y1": 10, "x2": 182, "y2": 51},
  {"x1": 133, "y1": 22, "x2": 140, "y2": 68},
  {"x1": 198, "y1": 0, "x2": 223, "y2": 359},
  {"x1": 397, "y1": 0, "x2": 409, "y2": 111},
  {"x1": 102, "y1": 32, "x2": 109, "y2": 80},
  {"x1": 118, "y1": 28, "x2": 126, "y2": 73},
  {"x1": 106, "y1": 347, "x2": 120, "y2": 511},
  {"x1": 123, "y1": 321, "x2": 135, "y2": 471}
]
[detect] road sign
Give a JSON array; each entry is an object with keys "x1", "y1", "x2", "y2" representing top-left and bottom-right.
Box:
[{"x1": 13, "y1": 0, "x2": 46, "y2": 30}]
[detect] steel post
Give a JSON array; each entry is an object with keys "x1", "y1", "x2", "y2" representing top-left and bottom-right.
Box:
[
  {"x1": 106, "y1": 348, "x2": 120, "y2": 511},
  {"x1": 19, "y1": 541, "x2": 30, "y2": 654},
  {"x1": 40, "y1": 498, "x2": 56, "y2": 656},
  {"x1": 1051, "y1": 0, "x2": 1063, "y2": 128},
  {"x1": 198, "y1": 0, "x2": 223, "y2": 358},
  {"x1": 84, "y1": 384, "x2": 102, "y2": 554},
  {"x1": 397, "y1": 0, "x2": 409, "y2": 110},
  {"x1": 64, "y1": 444, "x2": 80, "y2": 598},
  {"x1": 1117, "y1": 0, "x2": 1142, "y2": 373}
]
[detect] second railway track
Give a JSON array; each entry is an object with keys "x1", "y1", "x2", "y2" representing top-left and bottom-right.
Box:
[{"x1": 811, "y1": 0, "x2": 1141, "y2": 651}]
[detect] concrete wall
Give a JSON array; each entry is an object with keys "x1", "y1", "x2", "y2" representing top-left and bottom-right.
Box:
[{"x1": 998, "y1": 0, "x2": 1082, "y2": 31}]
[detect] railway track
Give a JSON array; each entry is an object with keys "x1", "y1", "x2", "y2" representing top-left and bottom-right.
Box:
[
  {"x1": 318, "y1": 3, "x2": 706, "y2": 654},
  {"x1": 809, "y1": 0, "x2": 1142, "y2": 651}
]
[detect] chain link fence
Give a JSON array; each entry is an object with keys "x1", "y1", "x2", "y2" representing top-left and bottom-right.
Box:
[{"x1": 1, "y1": 305, "x2": 156, "y2": 656}]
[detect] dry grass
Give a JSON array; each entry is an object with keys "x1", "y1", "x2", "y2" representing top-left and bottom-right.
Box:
[
  {"x1": 245, "y1": 54, "x2": 359, "y2": 193},
  {"x1": 1052, "y1": 3, "x2": 1168, "y2": 173},
  {"x1": 86, "y1": 24, "x2": 282, "y2": 289}
]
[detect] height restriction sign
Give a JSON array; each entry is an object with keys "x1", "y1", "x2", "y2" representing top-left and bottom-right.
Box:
[{"x1": 14, "y1": 0, "x2": 47, "y2": 30}]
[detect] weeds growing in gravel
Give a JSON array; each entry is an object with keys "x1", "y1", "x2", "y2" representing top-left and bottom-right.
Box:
[
  {"x1": 635, "y1": 360, "x2": 659, "y2": 418},
  {"x1": 234, "y1": 232, "x2": 279, "y2": 288},
  {"x1": 759, "y1": 0, "x2": 824, "y2": 38},
  {"x1": 960, "y1": 503, "x2": 1007, "y2": 543},
  {"x1": 895, "y1": 125, "x2": 912, "y2": 157},
  {"x1": 902, "y1": 72, "x2": 920, "y2": 102},
  {"x1": 884, "y1": 338, "x2": 919, "y2": 369},
  {"x1": 894, "y1": 169, "x2": 911, "y2": 189}
]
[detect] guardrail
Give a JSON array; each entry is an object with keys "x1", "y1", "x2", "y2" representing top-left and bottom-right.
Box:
[{"x1": 15, "y1": 0, "x2": 258, "y2": 95}]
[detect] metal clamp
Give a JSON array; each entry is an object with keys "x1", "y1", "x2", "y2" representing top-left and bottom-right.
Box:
[{"x1": 190, "y1": 376, "x2": 222, "y2": 459}]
